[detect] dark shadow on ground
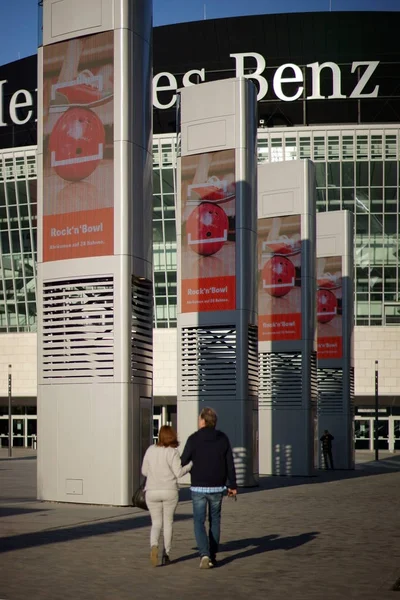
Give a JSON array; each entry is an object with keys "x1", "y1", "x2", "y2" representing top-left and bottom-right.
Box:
[
  {"x1": 0, "y1": 498, "x2": 38, "y2": 504},
  {"x1": 0, "y1": 455, "x2": 37, "y2": 462},
  {"x1": 171, "y1": 531, "x2": 319, "y2": 566},
  {"x1": 4, "y1": 455, "x2": 400, "y2": 506},
  {"x1": 0, "y1": 506, "x2": 50, "y2": 518},
  {"x1": 178, "y1": 455, "x2": 400, "y2": 500},
  {"x1": 239, "y1": 455, "x2": 400, "y2": 495},
  {"x1": 0, "y1": 512, "x2": 192, "y2": 554},
  {"x1": 218, "y1": 531, "x2": 319, "y2": 566}
]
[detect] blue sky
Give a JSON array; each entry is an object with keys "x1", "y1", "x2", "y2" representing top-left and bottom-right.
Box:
[{"x1": 0, "y1": 0, "x2": 397, "y2": 66}]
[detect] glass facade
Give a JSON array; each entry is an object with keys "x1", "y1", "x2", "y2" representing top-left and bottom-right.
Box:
[
  {"x1": 0, "y1": 148, "x2": 37, "y2": 332},
  {"x1": 153, "y1": 138, "x2": 178, "y2": 327},
  {"x1": 1, "y1": 124, "x2": 400, "y2": 331}
]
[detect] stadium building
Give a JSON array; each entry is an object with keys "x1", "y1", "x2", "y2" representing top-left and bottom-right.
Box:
[{"x1": 0, "y1": 11, "x2": 399, "y2": 452}]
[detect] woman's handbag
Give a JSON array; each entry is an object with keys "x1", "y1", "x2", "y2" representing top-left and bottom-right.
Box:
[{"x1": 132, "y1": 480, "x2": 148, "y2": 510}]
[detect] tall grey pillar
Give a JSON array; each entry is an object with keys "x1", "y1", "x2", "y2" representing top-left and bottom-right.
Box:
[
  {"x1": 317, "y1": 210, "x2": 354, "y2": 469},
  {"x1": 177, "y1": 78, "x2": 258, "y2": 487},
  {"x1": 258, "y1": 160, "x2": 317, "y2": 476},
  {"x1": 37, "y1": 0, "x2": 153, "y2": 505}
]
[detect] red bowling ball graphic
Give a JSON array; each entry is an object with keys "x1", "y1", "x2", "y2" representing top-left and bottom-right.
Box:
[
  {"x1": 186, "y1": 202, "x2": 229, "y2": 256},
  {"x1": 262, "y1": 255, "x2": 296, "y2": 297},
  {"x1": 317, "y1": 289, "x2": 337, "y2": 324},
  {"x1": 49, "y1": 107, "x2": 105, "y2": 182}
]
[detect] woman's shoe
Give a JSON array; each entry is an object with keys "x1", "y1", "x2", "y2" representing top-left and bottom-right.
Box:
[
  {"x1": 162, "y1": 552, "x2": 171, "y2": 566},
  {"x1": 150, "y1": 545, "x2": 158, "y2": 567}
]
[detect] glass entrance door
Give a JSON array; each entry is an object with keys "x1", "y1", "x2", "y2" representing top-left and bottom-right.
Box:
[
  {"x1": 355, "y1": 419, "x2": 371, "y2": 449},
  {"x1": 153, "y1": 414, "x2": 162, "y2": 444},
  {"x1": 27, "y1": 419, "x2": 37, "y2": 448},
  {"x1": 0, "y1": 419, "x2": 9, "y2": 448},
  {"x1": 12, "y1": 418, "x2": 25, "y2": 447},
  {"x1": 375, "y1": 419, "x2": 389, "y2": 450},
  {"x1": 394, "y1": 420, "x2": 400, "y2": 451}
]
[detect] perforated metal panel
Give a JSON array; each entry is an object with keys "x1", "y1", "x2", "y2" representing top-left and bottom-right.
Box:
[
  {"x1": 317, "y1": 368, "x2": 344, "y2": 414},
  {"x1": 41, "y1": 276, "x2": 114, "y2": 380},
  {"x1": 259, "y1": 351, "x2": 303, "y2": 409},
  {"x1": 180, "y1": 327, "x2": 237, "y2": 399},
  {"x1": 131, "y1": 276, "x2": 153, "y2": 384}
]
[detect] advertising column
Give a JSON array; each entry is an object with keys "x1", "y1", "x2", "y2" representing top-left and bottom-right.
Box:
[
  {"x1": 177, "y1": 78, "x2": 259, "y2": 487},
  {"x1": 317, "y1": 211, "x2": 354, "y2": 470},
  {"x1": 181, "y1": 150, "x2": 236, "y2": 312},
  {"x1": 258, "y1": 215, "x2": 302, "y2": 343},
  {"x1": 37, "y1": 0, "x2": 153, "y2": 505},
  {"x1": 258, "y1": 160, "x2": 317, "y2": 476},
  {"x1": 42, "y1": 31, "x2": 114, "y2": 261}
]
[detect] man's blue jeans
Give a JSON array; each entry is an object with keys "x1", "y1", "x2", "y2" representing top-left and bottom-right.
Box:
[{"x1": 191, "y1": 491, "x2": 224, "y2": 559}]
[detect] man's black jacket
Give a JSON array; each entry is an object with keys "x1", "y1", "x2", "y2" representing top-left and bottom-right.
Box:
[{"x1": 180, "y1": 427, "x2": 237, "y2": 490}]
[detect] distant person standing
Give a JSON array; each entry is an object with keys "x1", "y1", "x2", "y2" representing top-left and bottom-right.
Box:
[
  {"x1": 320, "y1": 430, "x2": 334, "y2": 470},
  {"x1": 180, "y1": 407, "x2": 237, "y2": 569}
]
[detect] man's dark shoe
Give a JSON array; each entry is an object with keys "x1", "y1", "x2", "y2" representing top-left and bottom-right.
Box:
[{"x1": 209, "y1": 557, "x2": 218, "y2": 568}]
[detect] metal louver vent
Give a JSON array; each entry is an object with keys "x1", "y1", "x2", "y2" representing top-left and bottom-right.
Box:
[
  {"x1": 310, "y1": 351, "x2": 318, "y2": 409},
  {"x1": 181, "y1": 327, "x2": 237, "y2": 399},
  {"x1": 131, "y1": 276, "x2": 153, "y2": 383},
  {"x1": 350, "y1": 367, "x2": 355, "y2": 412},
  {"x1": 317, "y1": 368, "x2": 343, "y2": 413},
  {"x1": 42, "y1": 276, "x2": 114, "y2": 380},
  {"x1": 259, "y1": 351, "x2": 302, "y2": 408},
  {"x1": 248, "y1": 326, "x2": 259, "y2": 397}
]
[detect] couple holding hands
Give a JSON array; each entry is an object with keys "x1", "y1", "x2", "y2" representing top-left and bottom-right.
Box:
[{"x1": 141, "y1": 407, "x2": 237, "y2": 569}]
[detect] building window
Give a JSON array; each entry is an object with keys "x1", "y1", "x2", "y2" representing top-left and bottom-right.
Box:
[{"x1": 0, "y1": 149, "x2": 37, "y2": 333}]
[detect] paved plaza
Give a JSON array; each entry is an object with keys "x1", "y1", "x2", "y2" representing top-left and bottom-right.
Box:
[{"x1": 1, "y1": 450, "x2": 400, "y2": 600}]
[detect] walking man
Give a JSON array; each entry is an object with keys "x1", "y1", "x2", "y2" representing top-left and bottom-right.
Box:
[
  {"x1": 320, "y1": 429, "x2": 334, "y2": 470},
  {"x1": 180, "y1": 407, "x2": 237, "y2": 569}
]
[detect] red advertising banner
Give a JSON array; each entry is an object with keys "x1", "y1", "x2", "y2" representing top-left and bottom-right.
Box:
[
  {"x1": 258, "y1": 215, "x2": 302, "y2": 342},
  {"x1": 43, "y1": 31, "x2": 114, "y2": 262},
  {"x1": 181, "y1": 150, "x2": 236, "y2": 312},
  {"x1": 317, "y1": 256, "x2": 343, "y2": 359}
]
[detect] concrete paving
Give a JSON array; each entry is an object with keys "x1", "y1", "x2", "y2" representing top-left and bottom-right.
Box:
[{"x1": 1, "y1": 451, "x2": 400, "y2": 600}]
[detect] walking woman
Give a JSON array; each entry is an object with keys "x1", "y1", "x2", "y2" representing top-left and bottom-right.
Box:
[{"x1": 141, "y1": 425, "x2": 192, "y2": 567}]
